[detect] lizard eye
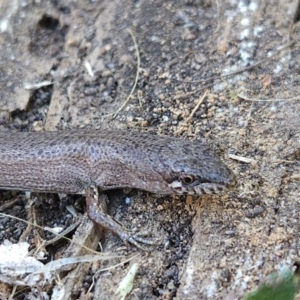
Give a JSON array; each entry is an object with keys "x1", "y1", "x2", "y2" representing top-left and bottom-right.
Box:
[{"x1": 180, "y1": 175, "x2": 195, "y2": 185}]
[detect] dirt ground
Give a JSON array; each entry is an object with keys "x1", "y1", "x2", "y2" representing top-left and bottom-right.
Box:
[{"x1": 1, "y1": 0, "x2": 300, "y2": 299}]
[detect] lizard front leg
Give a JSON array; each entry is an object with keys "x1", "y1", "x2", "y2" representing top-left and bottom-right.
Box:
[{"x1": 85, "y1": 185, "x2": 156, "y2": 250}]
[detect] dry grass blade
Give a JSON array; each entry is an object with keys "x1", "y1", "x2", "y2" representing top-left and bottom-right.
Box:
[{"x1": 106, "y1": 29, "x2": 141, "y2": 118}]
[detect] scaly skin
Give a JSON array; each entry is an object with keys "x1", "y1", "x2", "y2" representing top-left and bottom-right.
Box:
[{"x1": 0, "y1": 130, "x2": 236, "y2": 248}]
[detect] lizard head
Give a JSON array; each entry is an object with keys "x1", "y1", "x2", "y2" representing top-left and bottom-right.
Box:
[{"x1": 154, "y1": 139, "x2": 236, "y2": 195}]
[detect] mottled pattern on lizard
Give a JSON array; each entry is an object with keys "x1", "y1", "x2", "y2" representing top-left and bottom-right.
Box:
[{"x1": 0, "y1": 130, "x2": 236, "y2": 248}]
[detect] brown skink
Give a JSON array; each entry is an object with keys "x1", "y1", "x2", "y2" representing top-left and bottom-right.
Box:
[{"x1": 0, "y1": 130, "x2": 236, "y2": 248}]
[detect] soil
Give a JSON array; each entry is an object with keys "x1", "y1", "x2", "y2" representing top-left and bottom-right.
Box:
[{"x1": 1, "y1": 0, "x2": 300, "y2": 299}]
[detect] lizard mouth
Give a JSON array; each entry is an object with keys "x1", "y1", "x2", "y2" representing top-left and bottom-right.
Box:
[{"x1": 168, "y1": 180, "x2": 236, "y2": 195}]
